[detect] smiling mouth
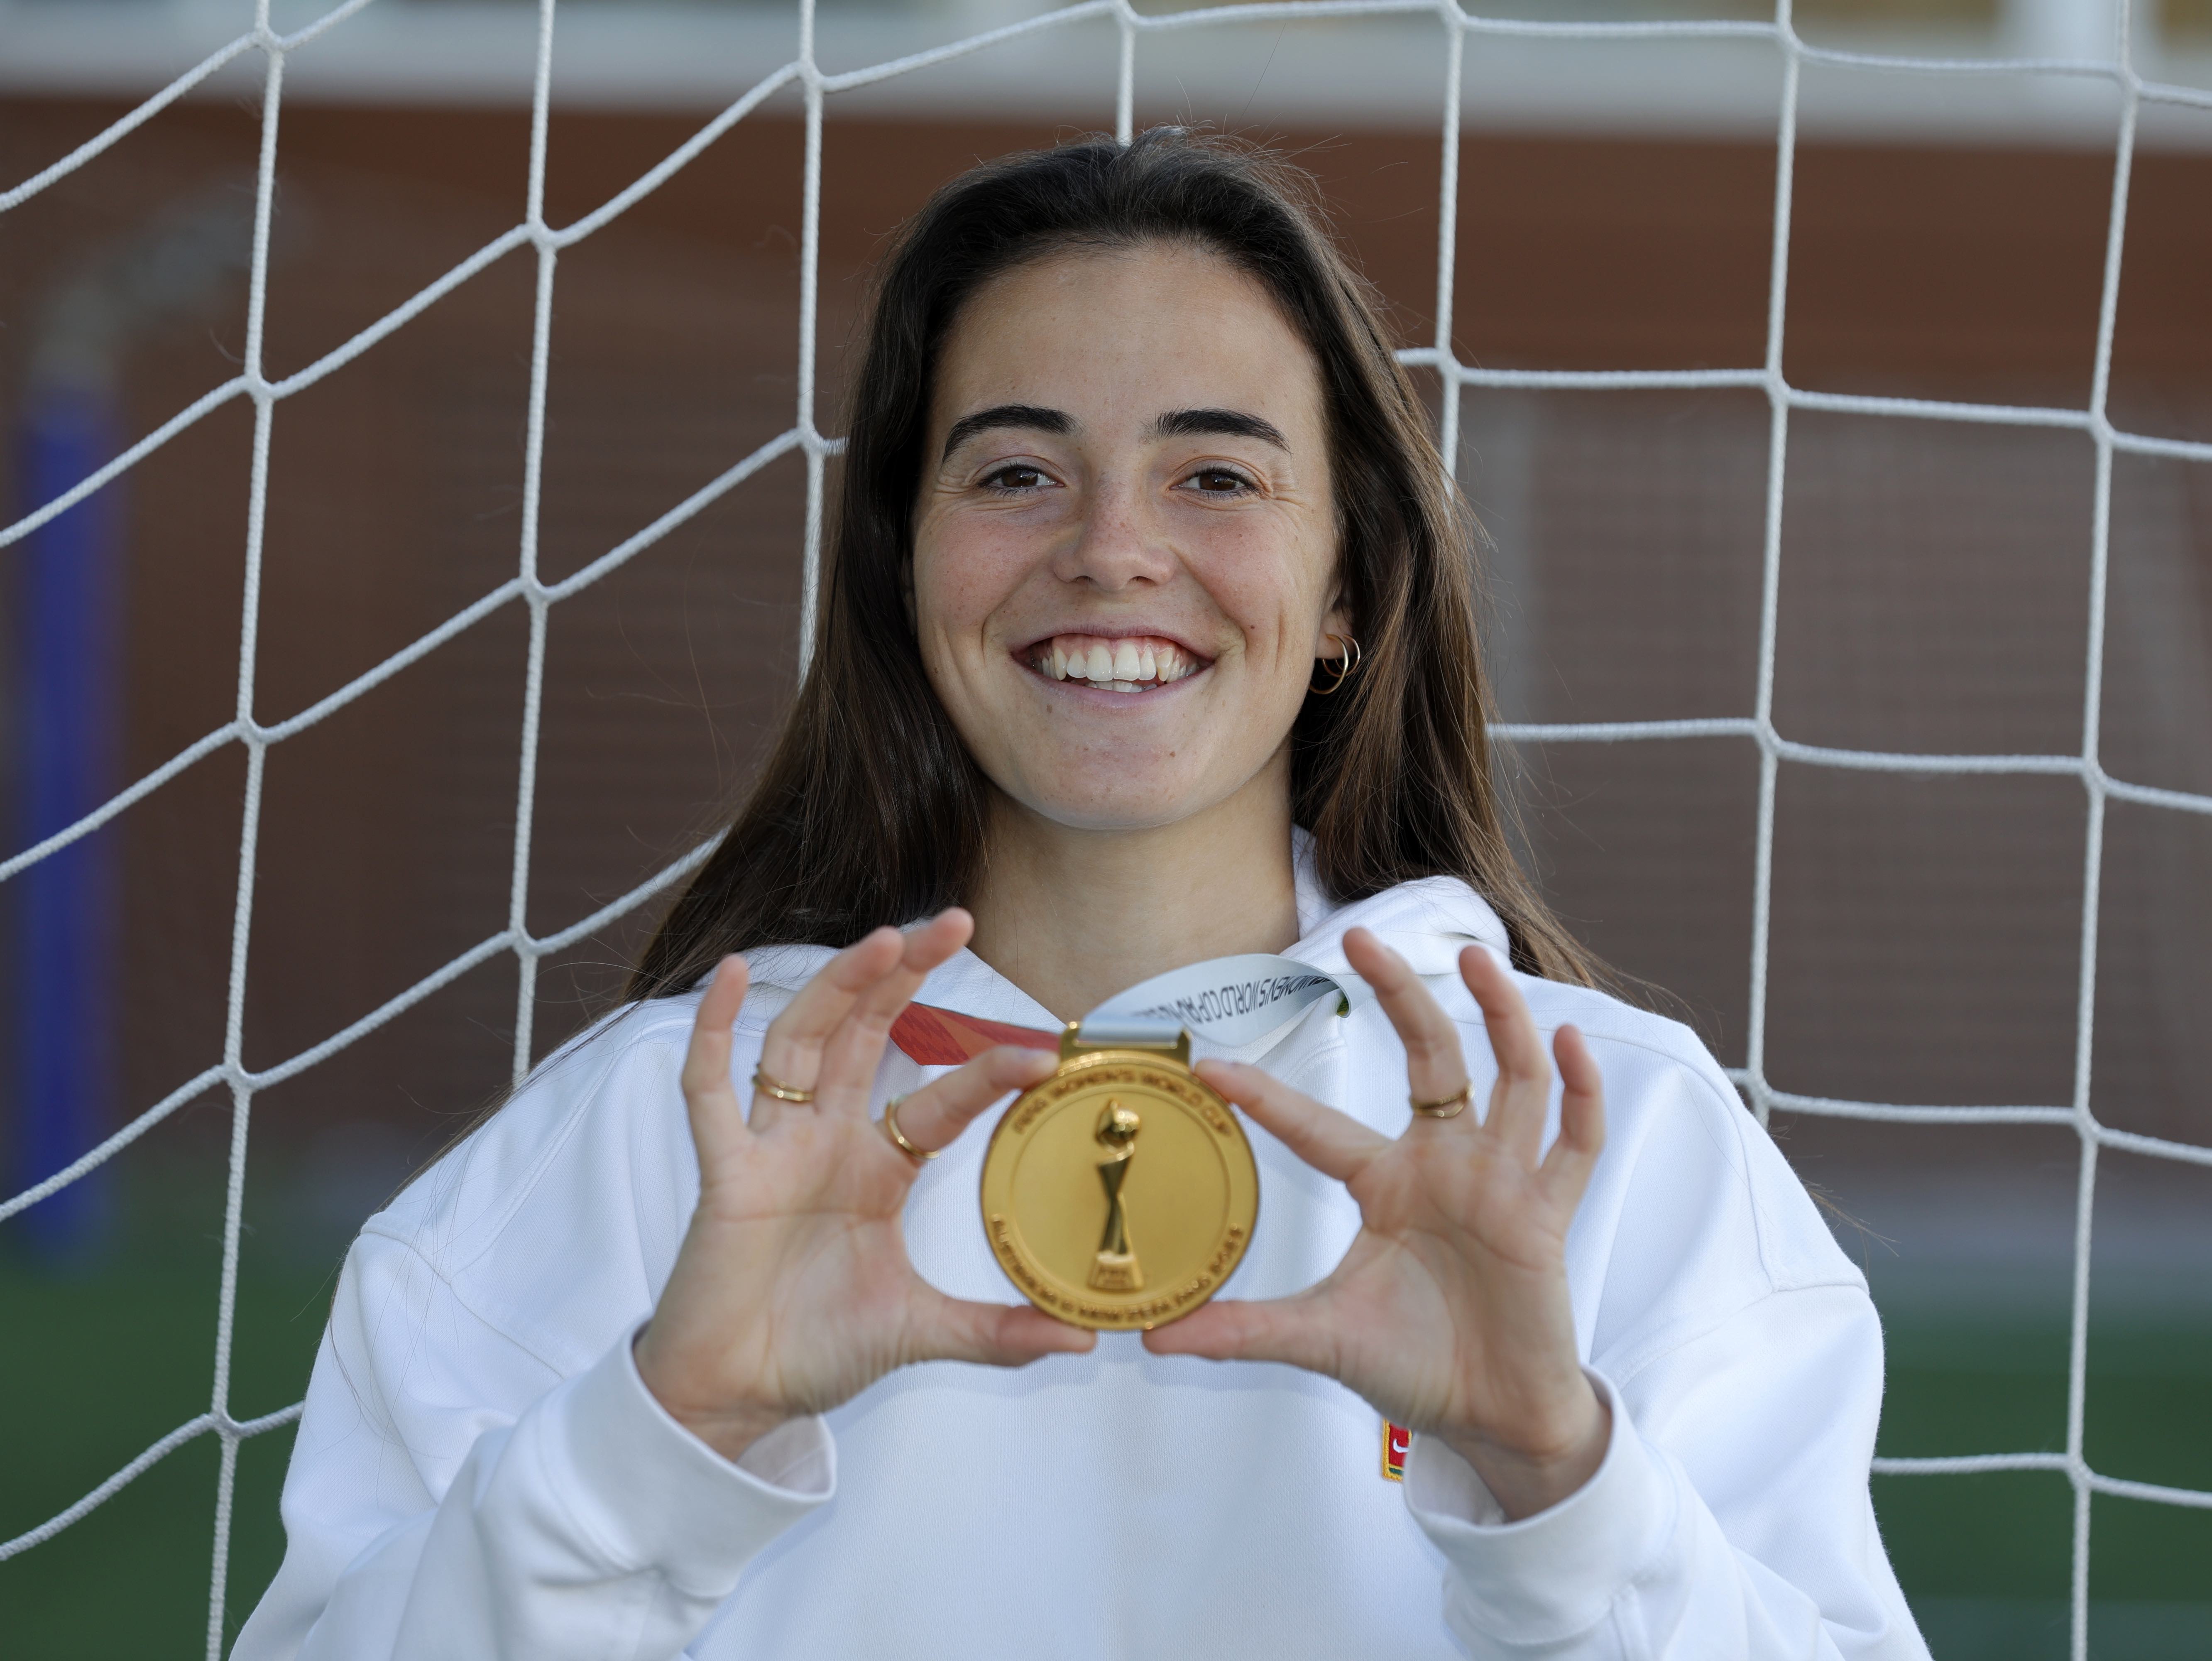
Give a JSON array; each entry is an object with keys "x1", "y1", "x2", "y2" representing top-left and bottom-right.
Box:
[{"x1": 1026, "y1": 633, "x2": 1208, "y2": 695}]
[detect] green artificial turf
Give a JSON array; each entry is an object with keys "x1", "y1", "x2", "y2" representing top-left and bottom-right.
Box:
[
  {"x1": 1872, "y1": 1311, "x2": 2212, "y2": 1660},
  {"x1": 1, "y1": 1120, "x2": 343, "y2": 1658},
  {"x1": 3, "y1": 1172, "x2": 2207, "y2": 1658}
]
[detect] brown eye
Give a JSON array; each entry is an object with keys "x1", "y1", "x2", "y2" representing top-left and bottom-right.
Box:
[
  {"x1": 1191, "y1": 468, "x2": 1251, "y2": 493},
  {"x1": 985, "y1": 465, "x2": 1045, "y2": 491}
]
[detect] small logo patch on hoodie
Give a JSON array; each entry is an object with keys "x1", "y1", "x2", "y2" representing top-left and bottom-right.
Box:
[{"x1": 1382, "y1": 1421, "x2": 1410, "y2": 1481}]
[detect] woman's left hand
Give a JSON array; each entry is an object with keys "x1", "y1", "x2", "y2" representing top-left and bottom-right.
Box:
[{"x1": 1144, "y1": 926, "x2": 1609, "y2": 1519}]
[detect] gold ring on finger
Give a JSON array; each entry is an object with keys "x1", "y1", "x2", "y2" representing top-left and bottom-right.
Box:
[
  {"x1": 753, "y1": 1067, "x2": 816, "y2": 1105},
  {"x1": 880, "y1": 1095, "x2": 937, "y2": 1163},
  {"x1": 1411, "y1": 1082, "x2": 1472, "y2": 1119}
]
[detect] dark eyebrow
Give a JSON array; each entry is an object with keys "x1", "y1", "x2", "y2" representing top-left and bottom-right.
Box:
[
  {"x1": 1150, "y1": 408, "x2": 1289, "y2": 451},
  {"x1": 942, "y1": 404, "x2": 1072, "y2": 460}
]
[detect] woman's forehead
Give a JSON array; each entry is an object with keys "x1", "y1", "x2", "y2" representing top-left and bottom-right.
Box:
[{"x1": 933, "y1": 244, "x2": 1320, "y2": 431}]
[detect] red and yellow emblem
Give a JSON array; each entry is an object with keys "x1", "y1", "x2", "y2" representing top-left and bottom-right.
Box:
[{"x1": 1382, "y1": 1421, "x2": 1410, "y2": 1482}]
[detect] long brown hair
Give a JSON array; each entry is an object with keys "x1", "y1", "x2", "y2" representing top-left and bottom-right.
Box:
[{"x1": 629, "y1": 128, "x2": 1600, "y2": 1000}]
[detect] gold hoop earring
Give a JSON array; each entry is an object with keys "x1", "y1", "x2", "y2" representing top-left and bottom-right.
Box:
[{"x1": 1309, "y1": 633, "x2": 1362, "y2": 696}]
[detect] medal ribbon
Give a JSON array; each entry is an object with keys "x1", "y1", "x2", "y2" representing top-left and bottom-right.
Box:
[{"x1": 889, "y1": 953, "x2": 1355, "y2": 1066}]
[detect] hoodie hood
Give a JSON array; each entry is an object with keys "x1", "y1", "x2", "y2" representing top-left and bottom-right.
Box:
[{"x1": 1283, "y1": 828, "x2": 1512, "y2": 981}]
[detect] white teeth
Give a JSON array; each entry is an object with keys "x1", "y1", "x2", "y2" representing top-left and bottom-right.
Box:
[{"x1": 1036, "y1": 633, "x2": 1204, "y2": 688}]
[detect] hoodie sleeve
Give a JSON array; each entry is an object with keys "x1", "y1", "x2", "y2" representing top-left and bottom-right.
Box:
[
  {"x1": 1397, "y1": 1014, "x2": 1928, "y2": 1661},
  {"x1": 1405, "y1": 1288, "x2": 1923, "y2": 1659},
  {"x1": 228, "y1": 1228, "x2": 833, "y2": 1661}
]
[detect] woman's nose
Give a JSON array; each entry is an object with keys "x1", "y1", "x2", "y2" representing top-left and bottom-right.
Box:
[{"x1": 1053, "y1": 477, "x2": 1177, "y2": 591}]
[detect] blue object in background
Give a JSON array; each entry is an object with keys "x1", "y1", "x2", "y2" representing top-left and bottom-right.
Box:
[
  {"x1": 5, "y1": 187, "x2": 259, "y2": 1266},
  {"x1": 12, "y1": 387, "x2": 123, "y2": 1264}
]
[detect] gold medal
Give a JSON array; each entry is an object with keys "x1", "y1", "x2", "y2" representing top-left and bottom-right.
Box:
[{"x1": 979, "y1": 1024, "x2": 1259, "y2": 1332}]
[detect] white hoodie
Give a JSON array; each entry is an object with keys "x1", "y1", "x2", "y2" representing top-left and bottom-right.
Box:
[{"x1": 234, "y1": 858, "x2": 1928, "y2": 1661}]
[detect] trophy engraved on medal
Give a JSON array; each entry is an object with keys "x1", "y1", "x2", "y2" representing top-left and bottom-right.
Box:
[
  {"x1": 1087, "y1": 1100, "x2": 1143, "y2": 1291},
  {"x1": 980, "y1": 1023, "x2": 1258, "y2": 1331}
]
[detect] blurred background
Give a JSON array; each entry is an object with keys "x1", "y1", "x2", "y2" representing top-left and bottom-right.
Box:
[{"x1": 0, "y1": 0, "x2": 2207, "y2": 1655}]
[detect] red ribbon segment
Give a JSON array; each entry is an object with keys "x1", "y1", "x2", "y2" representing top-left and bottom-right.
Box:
[{"x1": 889, "y1": 1003, "x2": 1058, "y2": 1066}]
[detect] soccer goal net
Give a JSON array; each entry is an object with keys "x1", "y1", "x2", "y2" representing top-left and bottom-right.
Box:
[{"x1": 2, "y1": 4, "x2": 2209, "y2": 1659}]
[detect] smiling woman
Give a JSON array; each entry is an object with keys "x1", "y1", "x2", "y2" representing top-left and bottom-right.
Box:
[{"x1": 234, "y1": 131, "x2": 1928, "y2": 1661}]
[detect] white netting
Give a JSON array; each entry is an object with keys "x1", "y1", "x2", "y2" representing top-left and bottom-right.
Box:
[{"x1": 2, "y1": 4, "x2": 2210, "y2": 1658}]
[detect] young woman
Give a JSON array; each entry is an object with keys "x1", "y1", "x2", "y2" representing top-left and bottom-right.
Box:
[{"x1": 237, "y1": 131, "x2": 1926, "y2": 1659}]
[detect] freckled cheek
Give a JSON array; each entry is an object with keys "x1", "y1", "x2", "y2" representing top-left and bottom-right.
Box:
[
  {"x1": 914, "y1": 525, "x2": 1047, "y2": 643},
  {"x1": 1186, "y1": 524, "x2": 1333, "y2": 661}
]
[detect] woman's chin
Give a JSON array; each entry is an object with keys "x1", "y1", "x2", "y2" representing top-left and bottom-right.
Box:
[{"x1": 1006, "y1": 778, "x2": 1229, "y2": 837}]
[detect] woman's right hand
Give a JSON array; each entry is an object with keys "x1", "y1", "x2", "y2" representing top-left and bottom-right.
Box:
[{"x1": 634, "y1": 910, "x2": 1090, "y2": 1461}]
